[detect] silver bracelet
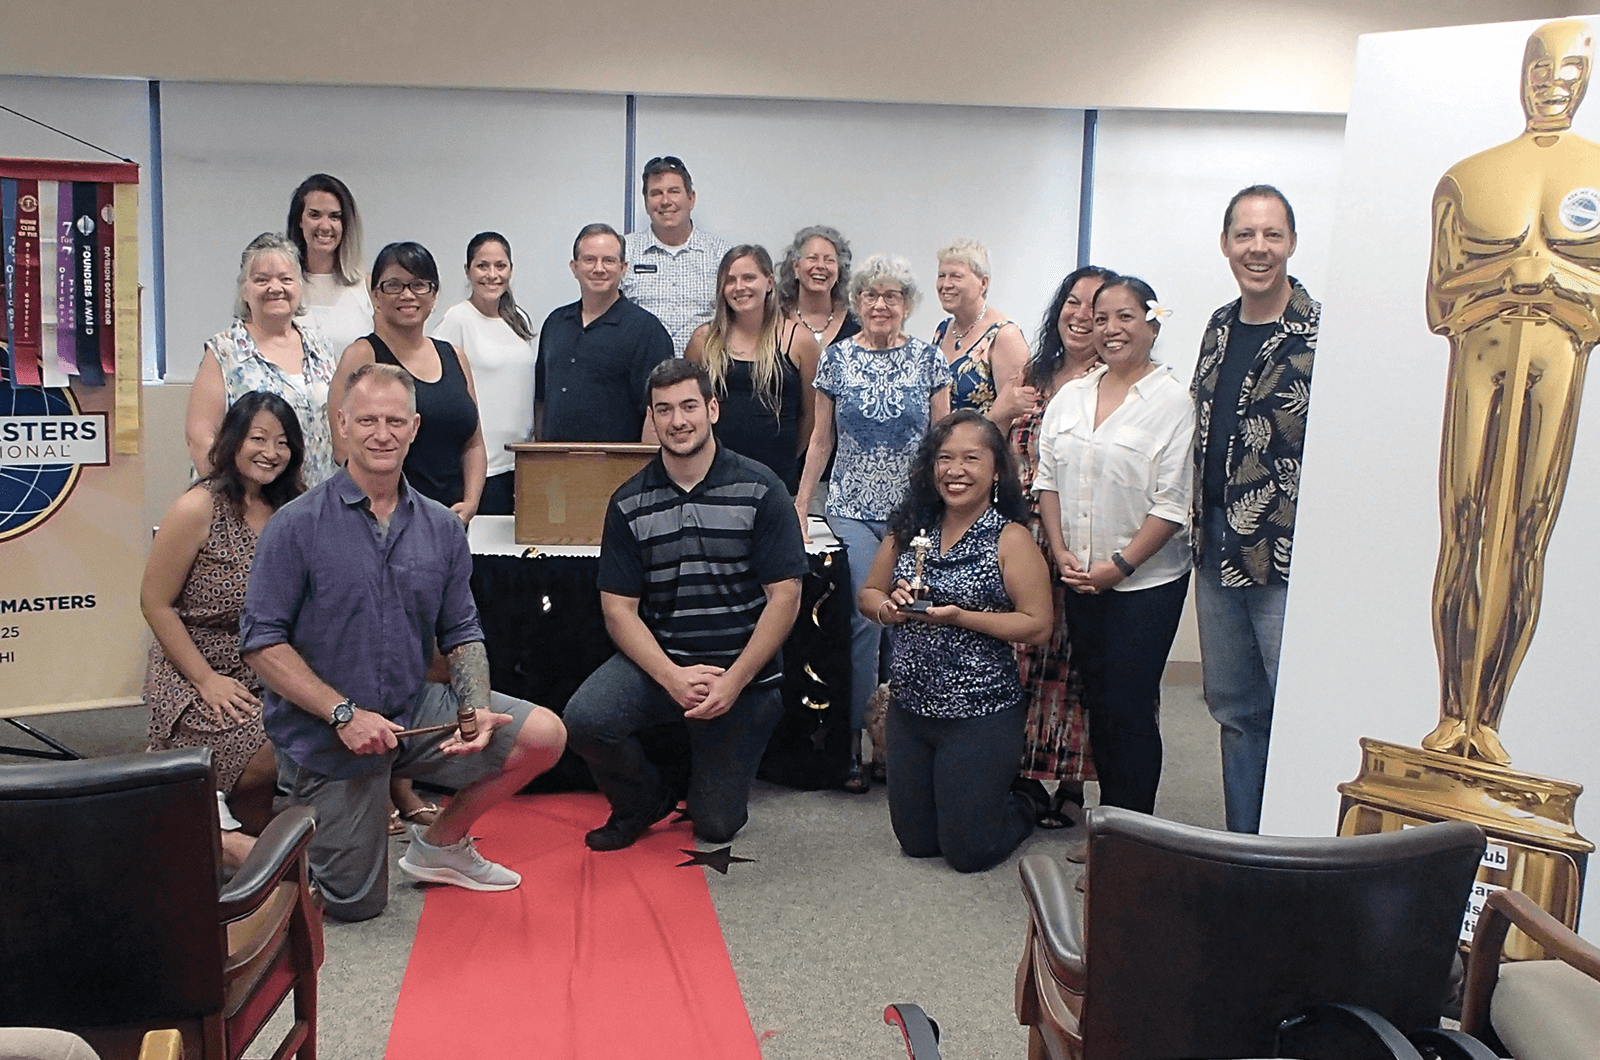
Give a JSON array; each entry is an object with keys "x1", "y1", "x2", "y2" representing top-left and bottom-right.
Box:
[{"x1": 876, "y1": 599, "x2": 896, "y2": 624}]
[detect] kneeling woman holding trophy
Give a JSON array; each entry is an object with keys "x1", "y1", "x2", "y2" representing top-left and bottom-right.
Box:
[{"x1": 858, "y1": 410, "x2": 1053, "y2": 872}]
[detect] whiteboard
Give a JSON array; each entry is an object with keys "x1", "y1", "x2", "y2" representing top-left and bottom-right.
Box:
[
  {"x1": 633, "y1": 96, "x2": 1084, "y2": 345},
  {"x1": 1088, "y1": 108, "x2": 1346, "y2": 380},
  {"x1": 0, "y1": 75, "x2": 158, "y2": 376},
  {"x1": 159, "y1": 82, "x2": 626, "y2": 381}
]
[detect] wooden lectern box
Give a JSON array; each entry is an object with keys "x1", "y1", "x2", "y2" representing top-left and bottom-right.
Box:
[{"x1": 508, "y1": 443, "x2": 658, "y2": 545}]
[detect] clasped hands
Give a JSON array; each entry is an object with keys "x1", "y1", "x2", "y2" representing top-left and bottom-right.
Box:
[
  {"x1": 1052, "y1": 548, "x2": 1126, "y2": 594},
  {"x1": 336, "y1": 704, "x2": 509, "y2": 756},
  {"x1": 878, "y1": 579, "x2": 964, "y2": 627},
  {"x1": 664, "y1": 664, "x2": 745, "y2": 720}
]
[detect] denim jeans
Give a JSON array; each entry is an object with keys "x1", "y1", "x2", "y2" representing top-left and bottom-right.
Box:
[
  {"x1": 563, "y1": 652, "x2": 784, "y2": 843},
  {"x1": 886, "y1": 702, "x2": 1035, "y2": 873},
  {"x1": 1196, "y1": 509, "x2": 1289, "y2": 834},
  {"x1": 830, "y1": 515, "x2": 892, "y2": 729}
]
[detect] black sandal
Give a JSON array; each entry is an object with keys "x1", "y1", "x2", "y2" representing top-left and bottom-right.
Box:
[{"x1": 1036, "y1": 783, "x2": 1084, "y2": 829}]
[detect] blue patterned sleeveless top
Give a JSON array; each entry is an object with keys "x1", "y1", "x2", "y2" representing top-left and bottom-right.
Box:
[{"x1": 889, "y1": 506, "x2": 1024, "y2": 719}]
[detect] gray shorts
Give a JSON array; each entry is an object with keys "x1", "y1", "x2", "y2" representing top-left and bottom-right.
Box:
[{"x1": 275, "y1": 685, "x2": 533, "y2": 922}]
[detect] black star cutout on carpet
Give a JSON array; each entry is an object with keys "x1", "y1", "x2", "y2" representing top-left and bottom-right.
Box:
[{"x1": 678, "y1": 846, "x2": 755, "y2": 874}]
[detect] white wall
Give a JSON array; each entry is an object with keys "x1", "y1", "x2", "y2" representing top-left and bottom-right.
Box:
[
  {"x1": 1265, "y1": 16, "x2": 1600, "y2": 940},
  {"x1": 633, "y1": 96, "x2": 1084, "y2": 344},
  {"x1": 0, "y1": 76, "x2": 158, "y2": 375},
  {"x1": 159, "y1": 83, "x2": 626, "y2": 381},
  {"x1": 1088, "y1": 109, "x2": 1347, "y2": 382}
]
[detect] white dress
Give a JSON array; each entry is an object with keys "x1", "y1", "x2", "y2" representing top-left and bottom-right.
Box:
[{"x1": 431, "y1": 300, "x2": 537, "y2": 477}]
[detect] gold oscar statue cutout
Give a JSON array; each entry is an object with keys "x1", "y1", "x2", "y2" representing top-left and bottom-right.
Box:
[{"x1": 1338, "y1": 21, "x2": 1594, "y2": 959}]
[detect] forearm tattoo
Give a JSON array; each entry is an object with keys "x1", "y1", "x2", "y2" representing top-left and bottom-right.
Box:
[{"x1": 446, "y1": 641, "x2": 491, "y2": 715}]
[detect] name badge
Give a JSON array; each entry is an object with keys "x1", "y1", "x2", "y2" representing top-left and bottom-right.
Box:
[
  {"x1": 1560, "y1": 187, "x2": 1600, "y2": 233},
  {"x1": 633, "y1": 263, "x2": 658, "y2": 274}
]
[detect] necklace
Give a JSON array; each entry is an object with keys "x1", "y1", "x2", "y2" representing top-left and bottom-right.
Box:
[
  {"x1": 950, "y1": 301, "x2": 988, "y2": 351},
  {"x1": 794, "y1": 307, "x2": 834, "y2": 345}
]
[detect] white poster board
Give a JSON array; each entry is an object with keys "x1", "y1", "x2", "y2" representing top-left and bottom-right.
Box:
[{"x1": 1266, "y1": 16, "x2": 1600, "y2": 940}]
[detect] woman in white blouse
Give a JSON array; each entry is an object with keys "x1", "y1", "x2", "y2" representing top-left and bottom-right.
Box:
[
  {"x1": 431, "y1": 231, "x2": 537, "y2": 515},
  {"x1": 287, "y1": 174, "x2": 374, "y2": 358},
  {"x1": 1034, "y1": 274, "x2": 1193, "y2": 815}
]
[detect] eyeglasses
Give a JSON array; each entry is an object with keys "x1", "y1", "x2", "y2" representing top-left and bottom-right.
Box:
[
  {"x1": 861, "y1": 289, "x2": 906, "y2": 306},
  {"x1": 376, "y1": 278, "x2": 438, "y2": 296}
]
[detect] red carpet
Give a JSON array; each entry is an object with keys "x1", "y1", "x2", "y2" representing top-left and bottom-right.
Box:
[{"x1": 385, "y1": 793, "x2": 761, "y2": 1060}]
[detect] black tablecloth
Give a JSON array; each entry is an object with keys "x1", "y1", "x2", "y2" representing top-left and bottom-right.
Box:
[{"x1": 470, "y1": 548, "x2": 854, "y2": 792}]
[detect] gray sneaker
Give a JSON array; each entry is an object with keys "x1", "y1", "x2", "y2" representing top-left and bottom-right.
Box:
[{"x1": 398, "y1": 828, "x2": 521, "y2": 892}]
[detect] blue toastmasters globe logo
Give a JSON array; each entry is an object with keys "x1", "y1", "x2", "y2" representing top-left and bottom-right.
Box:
[{"x1": 0, "y1": 380, "x2": 88, "y2": 542}]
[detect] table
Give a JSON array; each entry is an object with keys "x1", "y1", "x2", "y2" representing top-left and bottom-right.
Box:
[{"x1": 466, "y1": 516, "x2": 855, "y2": 792}]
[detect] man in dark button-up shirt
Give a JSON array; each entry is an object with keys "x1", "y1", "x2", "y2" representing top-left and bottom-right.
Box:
[
  {"x1": 242, "y1": 362, "x2": 566, "y2": 921},
  {"x1": 535, "y1": 222, "x2": 675, "y2": 442}
]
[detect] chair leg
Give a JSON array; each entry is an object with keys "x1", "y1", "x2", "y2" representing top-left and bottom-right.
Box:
[{"x1": 294, "y1": 975, "x2": 318, "y2": 1060}]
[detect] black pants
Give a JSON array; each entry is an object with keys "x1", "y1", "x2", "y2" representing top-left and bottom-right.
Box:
[
  {"x1": 477, "y1": 470, "x2": 516, "y2": 516},
  {"x1": 1061, "y1": 572, "x2": 1189, "y2": 814},
  {"x1": 886, "y1": 702, "x2": 1035, "y2": 873}
]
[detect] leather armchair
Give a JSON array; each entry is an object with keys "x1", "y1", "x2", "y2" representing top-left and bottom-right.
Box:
[
  {"x1": 0, "y1": 748, "x2": 321, "y2": 1060},
  {"x1": 1461, "y1": 887, "x2": 1600, "y2": 1060},
  {"x1": 0, "y1": 1029, "x2": 183, "y2": 1060},
  {"x1": 1015, "y1": 807, "x2": 1485, "y2": 1060}
]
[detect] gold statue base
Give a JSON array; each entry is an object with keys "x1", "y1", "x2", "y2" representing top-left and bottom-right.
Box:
[{"x1": 1337, "y1": 738, "x2": 1590, "y2": 960}]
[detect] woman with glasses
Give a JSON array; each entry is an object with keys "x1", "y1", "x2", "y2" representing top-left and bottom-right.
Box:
[
  {"x1": 330, "y1": 241, "x2": 487, "y2": 524},
  {"x1": 185, "y1": 232, "x2": 339, "y2": 485},
  {"x1": 795, "y1": 254, "x2": 952, "y2": 792}
]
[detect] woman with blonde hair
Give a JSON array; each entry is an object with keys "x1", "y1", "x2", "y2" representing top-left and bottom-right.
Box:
[
  {"x1": 931, "y1": 239, "x2": 1033, "y2": 432},
  {"x1": 687, "y1": 245, "x2": 820, "y2": 492},
  {"x1": 184, "y1": 232, "x2": 339, "y2": 484}
]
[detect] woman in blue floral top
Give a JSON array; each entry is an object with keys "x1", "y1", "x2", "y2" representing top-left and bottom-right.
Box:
[
  {"x1": 859, "y1": 410, "x2": 1052, "y2": 871},
  {"x1": 795, "y1": 254, "x2": 952, "y2": 792}
]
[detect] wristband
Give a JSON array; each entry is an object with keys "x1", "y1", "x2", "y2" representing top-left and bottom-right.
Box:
[
  {"x1": 1111, "y1": 550, "x2": 1137, "y2": 577},
  {"x1": 877, "y1": 599, "x2": 896, "y2": 624}
]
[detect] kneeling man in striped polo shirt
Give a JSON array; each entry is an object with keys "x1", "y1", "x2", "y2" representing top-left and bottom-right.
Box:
[{"x1": 565, "y1": 359, "x2": 809, "y2": 851}]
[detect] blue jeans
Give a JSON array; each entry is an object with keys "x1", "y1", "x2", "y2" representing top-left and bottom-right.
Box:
[
  {"x1": 563, "y1": 653, "x2": 783, "y2": 843},
  {"x1": 830, "y1": 515, "x2": 891, "y2": 729},
  {"x1": 1196, "y1": 509, "x2": 1288, "y2": 834},
  {"x1": 886, "y1": 702, "x2": 1035, "y2": 873}
]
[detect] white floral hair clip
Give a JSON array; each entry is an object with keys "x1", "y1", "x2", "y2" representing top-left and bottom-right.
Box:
[{"x1": 1145, "y1": 300, "x2": 1173, "y2": 323}]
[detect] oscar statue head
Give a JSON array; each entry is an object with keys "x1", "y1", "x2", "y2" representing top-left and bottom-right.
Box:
[{"x1": 1523, "y1": 20, "x2": 1593, "y2": 132}]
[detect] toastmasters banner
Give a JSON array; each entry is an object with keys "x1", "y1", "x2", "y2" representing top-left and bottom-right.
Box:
[{"x1": 0, "y1": 158, "x2": 145, "y2": 715}]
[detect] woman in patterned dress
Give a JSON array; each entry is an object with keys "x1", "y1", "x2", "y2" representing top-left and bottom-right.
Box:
[
  {"x1": 185, "y1": 232, "x2": 339, "y2": 485},
  {"x1": 929, "y1": 240, "x2": 1033, "y2": 432},
  {"x1": 794, "y1": 254, "x2": 952, "y2": 792},
  {"x1": 858, "y1": 410, "x2": 1053, "y2": 871},
  {"x1": 1012, "y1": 266, "x2": 1116, "y2": 828},
  {"x1": 144, "y1": 392, "x2": 306, "y2": 867}
]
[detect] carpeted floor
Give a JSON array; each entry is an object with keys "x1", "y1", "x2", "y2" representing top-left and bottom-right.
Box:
[{"x1": 7, "y1": 681, "x2": 1223, "y2": 1060}]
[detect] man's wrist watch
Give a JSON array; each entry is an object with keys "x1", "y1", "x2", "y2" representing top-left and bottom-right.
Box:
[
  {"x1": 1111, "y1": 550, "x2": 1138, "y2": 577},
  {"x1": 329, "y1": 699, "x2": 356, "y2": 728}
]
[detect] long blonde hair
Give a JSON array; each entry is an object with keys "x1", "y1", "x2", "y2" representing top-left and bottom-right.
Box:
[{"x1": 701, "y1": 245, "x2": 785, "y2": 414}]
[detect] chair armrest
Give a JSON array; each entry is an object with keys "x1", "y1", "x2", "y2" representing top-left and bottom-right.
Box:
[
  {"x1": 138, "y1": 1029, "x2": 184, "y2": 1060},
  {"x1": 1408, "y1": 1027, "x2": 1499, "y2": 1059},
  {"x1": 883, "y1": 1004, "x2": 941, "y2": 1060},
  {"x1": 218, "y1": 806, "x2": 316, "y2": 922},
  {"x1": 1276, "y1": 1002, "x2": 1425, "y2": 1060},
  {"x1": 1018, "y1": 854, "x2": 1084, "y2": 986},
  {"x1": 1461, "y1": 888, "x2": 1600, "y2": 1037}
]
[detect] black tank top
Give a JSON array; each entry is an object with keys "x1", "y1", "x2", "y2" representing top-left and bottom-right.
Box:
[
  {"x1": 367, "y1": 333, "x2": 478, "y2": 507},
  {"x1": 714, "y1": 326, "x2": 801, "y2": 493}
]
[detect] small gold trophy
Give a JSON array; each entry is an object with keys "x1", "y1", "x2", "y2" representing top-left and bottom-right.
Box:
[{"x1": 903, "y1": 529, "x2": 935, "y2": 613}]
